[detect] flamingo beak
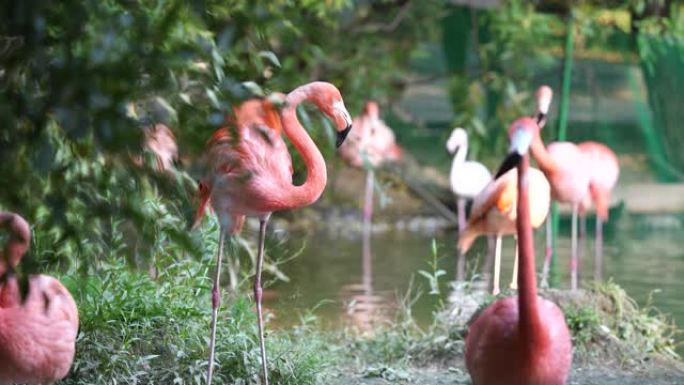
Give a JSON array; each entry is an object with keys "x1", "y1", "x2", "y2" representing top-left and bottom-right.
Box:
[
  {"x1": 494, "y1": 130, "x2": 532, "y2": 179},
  {"x1": 336, "y1": 124, "x2": 352, "y2": 148},
  {"x1": 536, "y1": 111, "x2": 548, "y2": 129}
]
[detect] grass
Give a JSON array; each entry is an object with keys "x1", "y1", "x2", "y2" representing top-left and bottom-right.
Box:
[
  {"x1": 59, "y1": 258, "x2": 331, "y2": 385},
  {"x1": 41, "y1": 223, "x2": 680, "y2": 384}
]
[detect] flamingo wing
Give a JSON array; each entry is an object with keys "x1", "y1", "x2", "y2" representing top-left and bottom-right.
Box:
[{"x1": 468, "y1": 170, "x2": 516, "y2": 225}]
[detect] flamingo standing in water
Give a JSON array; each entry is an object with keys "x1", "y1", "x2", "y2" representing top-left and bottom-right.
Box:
[
  {"x1": 465, "y1": 117, "x2": 572, "y2": 385},
  {"x1": 577, "y1": 141, "x2": 619, "y2": 280},
  {"x1": 534, "y1": 86, "x2": 619, "y2": 288},
  {"x1": 195, "y1": 81, "x2": 352, "y2": 385},
  {"x1": 339, "y1": 101, "x2": 402, "y2": 241},
  {"x1": 458, "y1": 139, "x2": 550, "y2": 295},
  {"x1": 0, "y1": 212, "x2": 79, "y2": 384},
  {"x1": 446, "y1": 128, "x2": 492, "y2": 281}
]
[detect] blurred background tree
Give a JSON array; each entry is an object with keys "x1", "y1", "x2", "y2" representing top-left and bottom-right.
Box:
[
  {"x1": 1, "y1": 0, "x2": 682, "y2": 272},
  {"x1": 0, "y1": 0, "x2": 444, "y2": 271}
]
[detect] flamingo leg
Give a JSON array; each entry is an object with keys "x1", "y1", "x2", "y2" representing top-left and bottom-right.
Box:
[
  {"x1": 362, "y1": 170, "x2": 374, "y2": 293},
  {"x1": 363, "y1": 169, "x2": 374, "y2": 244},
  {"x1": 570, "y1": 204, "x2": 579, "y2": 290},
  {"x1": 579, "y1": 213, "x2": 586, "y2": 280},
  {"x1": 595, "y1": 215, "x2": 604, "y2": 282},
  {"x1": 457, "y1": 197, "x2": 467, "y2": 233},
  {"x1": 206, "y1": 229, "x2": 225, "y2": 385},
  {"x1": 255, "y1": 217, "x2": 270, "y2": 385},
  {"x1": 509, "y1": 236, "x2": 519, "y2": 290},
  {"x1": 540, "y1": 217, "x2": 552, "y2": 288},
  {"x1": 456, "y1": 198, "x2": 467, "y2": 281},
  {"x1": 492, "y1": 235, "x2": 502, "y2": 295}
]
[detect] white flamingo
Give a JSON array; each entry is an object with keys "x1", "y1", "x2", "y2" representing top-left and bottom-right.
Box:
[{"x1": 447, "y1": 128, "x2": 492, "y2": 280}]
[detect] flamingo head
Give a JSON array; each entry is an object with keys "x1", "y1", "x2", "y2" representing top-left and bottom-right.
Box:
[
  {"x1": 307, "y1": 82, "x2": 353, "y2": 148},
  {"x1": 363, "y1": 101, "x2": 380, "y2": 119},
  {"x1": 446, "y1": 127, "x2": 467, "y2": 155},
  {"x1": 535, "y1": 85, "x2": 553, "y2": 128},
  {"x1": 0, "y1": 212, "x2": 31, "y2": 276},
  {"x1": 495, "y1": 117, "x2": 539, "y2": 178}
]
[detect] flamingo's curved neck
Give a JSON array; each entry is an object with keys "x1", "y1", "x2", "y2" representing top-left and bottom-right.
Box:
[
  {"x1": 279, "y1": 85, "x2": 328, "y2": 209},
  {"x1": 0, "y1": 213, "x2": 30, "y2": 277},
  {"x1": 529, "y1": 136, "x2": 559, "y2": 176},
  {"x1": 516, "y1": 154, "x2": 545, "y2": 354},
  {"x1": 450, "y1": 142, "x2": 468, "y2": 178}
]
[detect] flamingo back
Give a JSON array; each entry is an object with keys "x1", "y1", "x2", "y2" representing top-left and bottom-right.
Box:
[
  {"x1": 577, "y1": 142, "x2": 619, "y2": 219},
  {"x1": 0, "y1": 274, "x2": 78, "y2": 385},
  {"x1": 545, "y1": 142, "x2": 591, "y2": 204},
  {"x1": 196, "y1": 98, "x2": 294, "y2": 230},
  {"x1": 339, "y1": 108, "x2": 401, "y2": 169},
  {"x1": 458, "y1": 168, "x2": 550, "y2": 252}
]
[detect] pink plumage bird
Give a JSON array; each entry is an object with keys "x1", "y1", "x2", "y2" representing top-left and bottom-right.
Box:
[
  {"x1": 195, "y1": 81, "x2": 352, "y2": 385},
  {"x1": 465, "y1": 117, "x2": 572, "y2": 385},
  {"x1": 338, "y1": 101, "x2": 402, "y2": 249},
  {"x1": 534, "y1": 86, "x2": 619, "y2": 288},
  {"x1": 0, "y1": 212, "x2": 79, "y2": 385}
]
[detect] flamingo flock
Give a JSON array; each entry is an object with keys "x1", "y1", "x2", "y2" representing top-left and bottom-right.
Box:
[{"x1": 1, "y1": 75, "x2": 622, "y2": 385}]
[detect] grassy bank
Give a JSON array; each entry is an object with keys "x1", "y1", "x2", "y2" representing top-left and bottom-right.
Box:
[{"x1": 54, "y1": 254, "x2": 682, "y2": 384}]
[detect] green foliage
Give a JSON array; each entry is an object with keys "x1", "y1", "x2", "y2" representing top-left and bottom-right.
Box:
[
  {"x1": 444, "y1": 1, "x2": 562, "y2": 160},
  {"x1": 0, "y1": 0, "x2": 446, "y2": 272},
  {"x1": 61, "y1": 257, "x2": 329, "y2": 385},
  {"x1": 596, "y1": 281, "x2": 680, "y2": 361},
  {"x1": 564, "y1": 305, "x2": 602, "y2": 347}
]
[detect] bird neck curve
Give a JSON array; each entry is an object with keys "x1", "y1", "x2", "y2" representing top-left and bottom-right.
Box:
[
  {"x1": 279, "y1": 84, "x2": 328, "y2": 209},
  {"x1": 529, "y1": 135, "x2": 559, "y2": 176},
  {"x1": 450, "y1": 142, "x2": 468, "y2": 177},
  {"x1": 0, "y1": 212, "x2": 30, "y2": 277},
  {"x1": 516, "y1": 154, "x2": 545, "y2": 354}
]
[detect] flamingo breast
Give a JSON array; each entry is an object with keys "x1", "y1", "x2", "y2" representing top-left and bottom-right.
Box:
[{"x1": 465, "y1": 296, "x2": 572, "y2": 385}]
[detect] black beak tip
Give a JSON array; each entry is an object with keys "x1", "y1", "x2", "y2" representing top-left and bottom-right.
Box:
[
  {"x1": 494, "y1": 152, "x2": 522, "y2": 179},
  {"x1": 336, "y1": 124, "x2": 352, "y2": 148}
]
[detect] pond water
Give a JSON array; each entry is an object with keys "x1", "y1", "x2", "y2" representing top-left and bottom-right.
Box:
[{"x1": 268, "y1": 212, "x2": 684, "y2": 350}]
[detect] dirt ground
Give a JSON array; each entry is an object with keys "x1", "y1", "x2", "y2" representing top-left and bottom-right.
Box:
[{"x1": 327, "y1": 365, "x2": 684, "y2": 385}]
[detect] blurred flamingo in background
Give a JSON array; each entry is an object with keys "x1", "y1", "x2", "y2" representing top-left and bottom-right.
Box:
[
  {"x1": 195, "y1": 81, "x2": 352, "y2": 385},
  {"x1": 0, "y1": 212, "x2": 79, "y2": 385},
  {"x1": 577, "y1": 141, "x2": 619, "y2": 281},
  {"x1": 527, "y1": 85, "x2": 591, "y2": 290},
  {"x1": 339, "y1": 101, "x2": 402, "y2": 241},
  {"x1": 458, "y1": 154, "x2": 550, "y2": 295},
  {"x1": 143, "y1": 123, "x2": 179, "y2": 172},
  {"x1": 534, "y1": 85, "x2": 619, "y2": 288},
  {"x1": 465, "y1": 117, "x2": 572, "y2": 385},
  {"x1": 446, "y1": 128, "x2": 492, "y2": 281}
]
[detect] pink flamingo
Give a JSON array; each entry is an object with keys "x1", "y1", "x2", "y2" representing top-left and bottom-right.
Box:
[
  {"x1": 457, "y1": 132, "x2": 550, "y2": 295},
  {"x1": 339, "y1": 101, "x2": 402, "y2": 259},
  {"x1": 458, "y1": 163, "x2": 550, "y2": 295},
  {"x1": 534, "y1": 86, "x2": 619, "y2": 288},
  {"x1": 0, "y1": 212, "x2": 79, "y2": 385},
  {"x1": 195, "y1": 81, "x2": 352, "y2": 385},
  {"x1": 143, "y1": 123, "x2": 179, "y2": 172},
  {"x1": 577, "y1": 141, "x2": 619, "y2": 280},
  {"x1": 465, "y1": 117, "x2": 572, "y2": 385}
]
